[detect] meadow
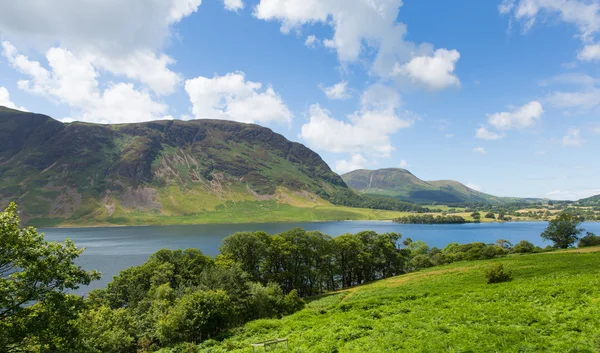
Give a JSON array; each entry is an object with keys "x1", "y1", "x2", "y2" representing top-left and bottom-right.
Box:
[{"x1": 194, "y1": 248, "x2": 600, "y2": 353}]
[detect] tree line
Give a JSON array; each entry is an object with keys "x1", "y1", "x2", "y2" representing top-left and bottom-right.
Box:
[{"x1": 393, "y1": 214, "x2": 470, "y2": 224}]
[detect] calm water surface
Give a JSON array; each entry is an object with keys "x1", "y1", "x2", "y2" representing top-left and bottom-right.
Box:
[{"x1": 41, "y1": 221, "x2": 600, "y2": 294}]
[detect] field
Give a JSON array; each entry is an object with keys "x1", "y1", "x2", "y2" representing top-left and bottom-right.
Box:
[
  {"x1": 28, "y1": 201, "x2": 414, "y2": 227},
  {"x1": 195, "y1": 248, "x2": 600, "y2": 352}
]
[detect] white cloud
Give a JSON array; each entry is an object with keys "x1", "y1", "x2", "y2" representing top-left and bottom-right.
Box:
[
  {"x1": 393, "y1": 49, "x2": 461, "y2": 90},
  {"x1": 547, "y1": 189, "x2": 600, "y2": 201},
  {"x1": 184, "y1": 72, "x2": 292, "y2": 125},
  {"x1": 335, "y1": 154, "x2": 367, "y2": 174},
  {"x1": 0, "y1": 0, "x2": 200, "y2": 95},
  {"x1": 500, "y1": 0, "x2": 600, "y2": 59},
  {"x1": 547, "y1": 88, "x2": 600, "y2": 110},
  {"x1": 466, "y1": 183, "x2": 483, "y2": 192},
  {"x1": 86, "y1": 51, "x2": 181, "y2": 95},
  {"x1": 253, "y1": 0, "x2": 460, "y2": 87},
  {"x1": 473, "y1": 147, "x2": 487, "y2": 154},
  {"x1": 487, "y1": 101, "x2": 544, "y2": 130},
  {"x1": 2, "y1": 42, "x2": 168, "y2": 124},
  {"x1": 501, "y1": 0, "x2": 600, "y2": 41},
  {"x1": 224, "y1": 0, "x2": 244, "y2": 11},
  {"x1": 0, "y1": 86, "x2": 27, "y2": 111},
  {"x1": 475, "y1": 127, "x2": 504, "y2": 140},
  {"x1": 578, "y1": 44, "x2": 600, "y2": 61},
  {"x1": 399, "y1": 160, "x2": 409, "y2": 168},
  {"x1": 301, "y1": 84, "x2": 413, "y2": 156},
  {"x1": 305, "y1": 35, "x2": 318, "y2": 48},
  {"x1": 321, "y1": 81, "x2": 351, "y2": 100},
  {"x1": 562, "y1": 128, "x2": 584, "y2": 146}
]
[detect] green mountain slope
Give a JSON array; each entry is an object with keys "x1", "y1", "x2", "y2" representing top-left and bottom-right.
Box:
[
  {"x1": 342, "y1": 168, "x2": 506, "y2": 204},
  {"x1": 0, "y1": 107, "x2": 354, "y2": 225},
  {"x1": 578, "y1": 194, "x2": 600, "y2": 206}
]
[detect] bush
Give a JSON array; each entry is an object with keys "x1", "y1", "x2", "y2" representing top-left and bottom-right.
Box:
[
  {"x1": 485, "y1": 212, "x2": 496, "y2": 219},
  {"x1": 484, "y1": 263, "x2": 512, "y2": 284},
  {"x1": 411, "y1": 255, "x2": 434, "y2": 270},
  {"x1": 578, "y1": 232, "x2": 600, "y2": 248},
  {"x1": 513, "y1": 240, "x2": 535, "y2": 254}
]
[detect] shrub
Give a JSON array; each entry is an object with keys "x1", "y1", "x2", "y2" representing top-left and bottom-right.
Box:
[
  {"x1": 513, "y1": 240, "x2": 535, "y2": 253},
  {"x1": 484, "y1": 263, "x2": 512, "y2": 284},
  {"x1": 578, "y1": 232, "x2": 600, "y2": 248},
  {"x1": 283, "y1": 289, "x2": 305, "y2": 315},
  {"x1": 485, "y1": 212, "x2": 496, "y2": 219},
  {"x1": 411, "y1": 255, "x2": 434, "y2": 270}
]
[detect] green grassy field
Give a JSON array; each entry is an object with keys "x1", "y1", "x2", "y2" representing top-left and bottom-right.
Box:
[
  {"x1": 28, "y1": 201, "x2": 413, "y2": 227},
  {"x1": 195, "y1": 248, "x2": 600, "y2": 353}
]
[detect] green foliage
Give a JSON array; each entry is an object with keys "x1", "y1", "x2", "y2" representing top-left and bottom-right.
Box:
[
  {"x1": 0, "y1": 202, "x2": 99, "y2": 352},
  {"x1": 578, "y1": 232, "x2": 600, "y2": 248},
  {"x1": 513, "y1": 240, "x2": 535, "y2": 253},
  {"x1": 157, "y1": 290, "x2": 234, "y2": 345},
  {"x1": 410, "y1": 255, "x2": 434, "y2": 270},
  {"x1": 484, "y1": 263, "x2": 512, "y2": 284},
  {"x1": 484, "y1": 212, "x2": 495, "y2": 219},
  {"x1": 393, "y1": 214, "x2": 469, "y2": 224},
  {"x1": 540, "y1": 213, "x2": 584, "y2": 248}
]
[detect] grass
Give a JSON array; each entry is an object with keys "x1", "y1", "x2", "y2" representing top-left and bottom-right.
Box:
[{"x1": 197, "y1": 248, "x2": 600, "y2": 353}]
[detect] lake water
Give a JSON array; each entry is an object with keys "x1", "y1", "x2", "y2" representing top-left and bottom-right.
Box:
[{"x1": 41, "y1": 221, "x2": 600, "y2": 295}]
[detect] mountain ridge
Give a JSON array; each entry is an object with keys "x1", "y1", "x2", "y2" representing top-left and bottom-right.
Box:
[
  {"x1": 342, "y1": 168, "x2": 531, "y2": 205},
  {"x1": 0, "y1": 107, "x2": 351, "y2": 225}
]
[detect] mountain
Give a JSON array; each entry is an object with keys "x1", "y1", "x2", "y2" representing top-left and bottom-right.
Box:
[
  {"x1": 342, "y1": 168, "x2": 506, "y2": 204},
  {"x1": 0, "y1": 107, "x2": 352, "y2": 225},
  {"x1": 578, "y1": 195, "x2": 600, "y2": 206}
]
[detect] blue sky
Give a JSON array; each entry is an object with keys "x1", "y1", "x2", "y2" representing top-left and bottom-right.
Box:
[{"x1": 0, "y1": 0, "x2": 599, "y2": 200}]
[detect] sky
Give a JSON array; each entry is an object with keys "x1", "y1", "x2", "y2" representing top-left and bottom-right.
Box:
[{"x1": 0, "y1": 0, "x2": 599, "y2": 201}]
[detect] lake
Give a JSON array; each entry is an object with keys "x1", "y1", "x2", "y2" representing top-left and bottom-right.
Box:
[{"x1": 41, "y1": 221, "x2": 600, "y2": 295}]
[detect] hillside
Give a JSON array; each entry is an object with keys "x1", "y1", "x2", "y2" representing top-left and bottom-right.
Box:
[
  {"x1": 342, "y1": 168, "x2": 506, "y2": 204},
  {"x1": 197, "y1": 249, "x2": 600, "y2": 352},
  {"x1": 578, "y1": 194, "x2": 600, "y2": 207},
  {"x1": 0, "y1": 107, "x2": 361, "y2": 225}
]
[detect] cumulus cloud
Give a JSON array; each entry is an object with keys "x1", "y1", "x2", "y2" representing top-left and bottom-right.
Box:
[
  {"x1": 321, "y1": 81, "x2": 351, "y2": 100},
  {"x1": 2, "y1": 42, "x2": 168, "y2": 124},
  {"x1": 399, "y1": 160, "x2": 409, "y2": 168},
  {"x1": 305, "y1": 35, "x2": 318, "y2": 48},
  {"x1": 475, "y1": 127, "x2": 504, "y2": 140},
  {"x1": 184, "y1": 72, "x2": 292, "y2": 125},
  {"x1": 335, "y1": 154, "x2": 367, "y2": 174},
  {"x1": 562, "y1": 128, "x2": 584, "y2": 146},
  {"x1": 547, "y1": 88, "x2": 600, "y2": 110},
  {"x1": 0, "y1": 0, "x2": 201, "y2": 95},
  {"x1": 487, "y1": 101, "x2": 544, "y2": 130},
  {"x1": 393, "y1": 49, "x2": 461, "y2": 90},
  {"x1": 473, "y1": 147, "x2": 487, "y2": 154},
  {"x1": 253, "y1": 0, "x2": 460, "y2": 87},
  {"x1": 578, "y1": 44, "x2": 600, "y2": 61},
  {"x1": 224, "y1": 0, "x2": 244, "y2": 11},
  {"x1": 475, "y1": 101, "x2": 543, "y2": 140},
  {"x1": 500, "y1": 0, "x2": 600, "y2": 59},
  {"x1": 0, "y1": 86, "x2": 27, "y2": 111},
  {"x1": 301, "y1": 84, "x2": 413, "y2": 156}
]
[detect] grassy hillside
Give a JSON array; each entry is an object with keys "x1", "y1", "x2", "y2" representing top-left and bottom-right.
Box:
[
  {"x1": 578, "y1": 194, "x2": 600, "y2": 207},
  {"x1": 342, "y1": 168, "x2": 540, "y2": 205},
  {"x1": 197, "y1": 249, "x2": 600, "y2": 352},
  {"x1": 0, "y1": 107, "x2": 364, "y2": 226}
]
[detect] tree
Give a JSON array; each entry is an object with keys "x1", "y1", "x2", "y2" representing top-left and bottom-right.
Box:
[
  {"x1": 540, "y1": 213, "x2": 584, "y2": 248},
  {"x1": 485, "y1": 212, "x2": 496, "y2": 219},
  {"x1": 578, "y1": 232, "x2": 600, "y2": 248},
  {"x1": 0, "y1": 202, "x2": 100, "y2": 351}
]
